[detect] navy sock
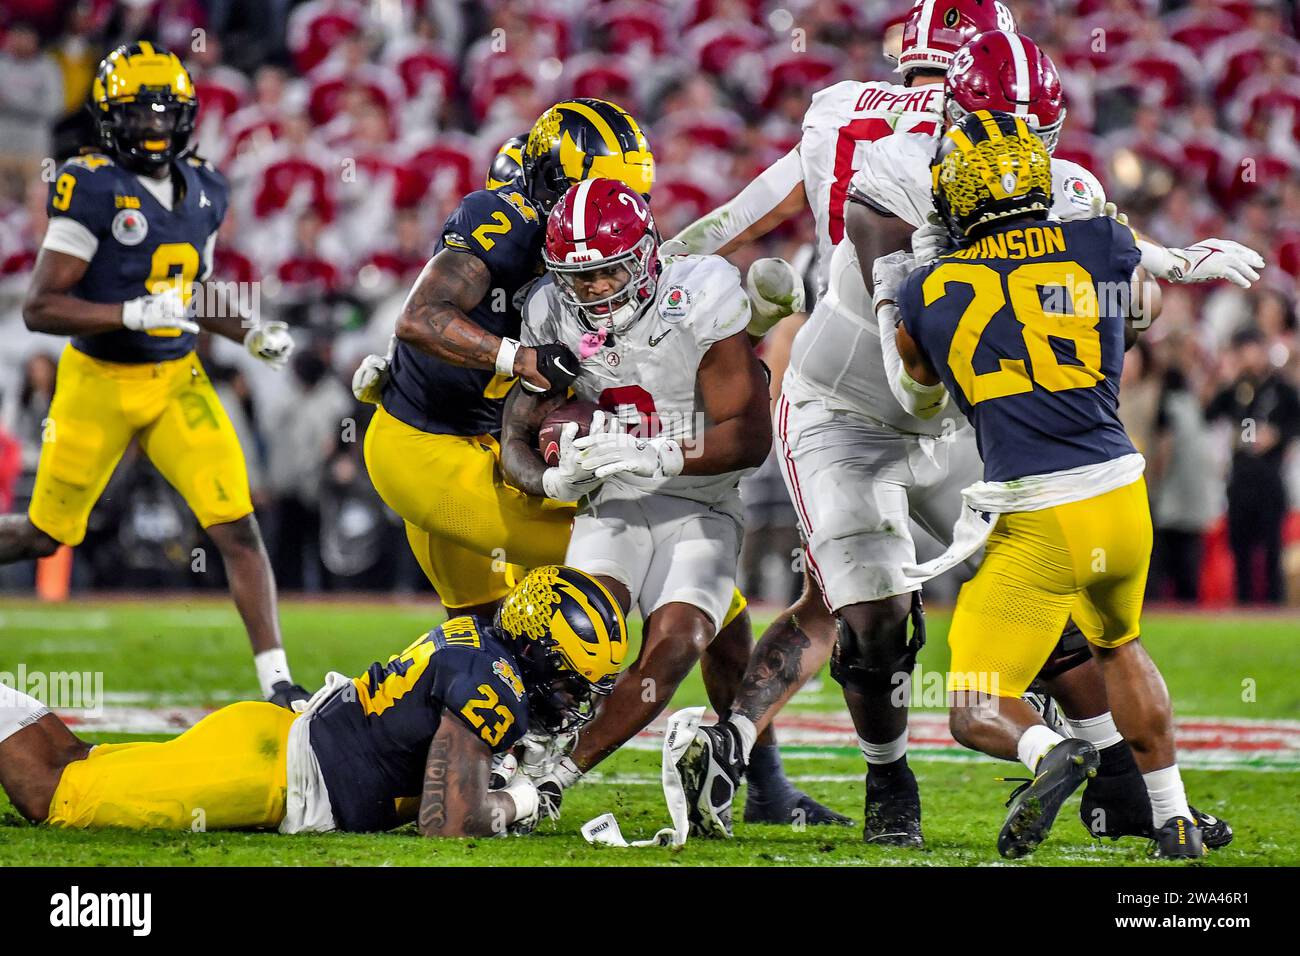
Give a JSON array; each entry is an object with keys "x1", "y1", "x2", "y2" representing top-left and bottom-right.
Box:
[{"x1": 745, "y1": 743, "x2": 796, "y2": 799}]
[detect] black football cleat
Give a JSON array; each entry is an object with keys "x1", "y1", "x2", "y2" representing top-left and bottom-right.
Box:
[
  {"x1": 862, "y1": 764, "x2": 923, "y2": 847},
  {"x1": 998, "y1": 738, "x2": 1099, "y2": 859},
  {"x1": 1083, "y1": 778, "x2": 1233, "y2": 850},
  {"x1": 744, "y1": 787, "x2": 853, "y2": 827},
  {"x1": 268, "y1": 680, "x2": 311, "y2": 712},
  {"x1": 1152, "y1": 815, "x2": 1206, "y2": 860},
  {"x1": 675, "y1": 722, "x2": 746, "y2": 838},
  {"x1": 1190, "y1": 807, "x2": 1233, "y2": 850}
]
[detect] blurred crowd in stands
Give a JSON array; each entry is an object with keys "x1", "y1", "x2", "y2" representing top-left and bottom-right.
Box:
[{"x1": 0, "y1": 0, "x2": 1297, "y2": 604}]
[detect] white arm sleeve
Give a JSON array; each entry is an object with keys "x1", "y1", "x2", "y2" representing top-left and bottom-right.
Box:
[
  {"x1": 1134, "y1": 238, "x2": 1184, "y2": 281},
  {"x1": 41, "y1": 217, "x2": 99, "y2": 261},
  {"x1": 670, "y1": 147, "x2": 803, "y2": 254},
  {"x1": 875, "y1": 300, "x2": 948, "y2": 420}
]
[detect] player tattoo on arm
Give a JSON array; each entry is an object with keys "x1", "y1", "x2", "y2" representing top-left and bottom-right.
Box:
[
  {"x1": 500, "y1": 382, "x2": 567, "y2": 497},
  {"x1": 419, "y1": 711, "x2": 516, "y2": 838},
  {"x1": 395, "y1": 248, "x2": 501, "y2": 370}
]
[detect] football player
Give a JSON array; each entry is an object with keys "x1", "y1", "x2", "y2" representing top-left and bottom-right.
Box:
[
  {"x1": 877, "y1": 111, "x2": 1207, "y2": 858},
  {"x1": 0, "y1": 44, "x2": 305, "y2": 708},
  {"x1": 0, "y1": 566, "x2": 624, "y2": 838},
  {"x1": 354, "y1": 107, "x2": 838, "y2": 824},
  {"x1": 675, "y1": 10, "x2": 1245, "y2": 848},
  {"x1": 497, "y1": 180, "x2": 778, "y2": 832}
]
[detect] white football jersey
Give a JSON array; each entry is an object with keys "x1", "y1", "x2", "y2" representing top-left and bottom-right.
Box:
[
  {"x1": 798, "y1": 80, "x2": 944, "y2": 294},
  {"x1": 522, "y1": 254, "x2": 754, "y2": 508},
  {"x1": 786, "y1": 128, "x2": 1109, "y2": 432},
  {"x1": 847, "y1": 127, "x2": 1107, "y2": 229}
]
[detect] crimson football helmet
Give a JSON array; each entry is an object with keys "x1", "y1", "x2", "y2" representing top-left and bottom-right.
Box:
[
  {"x1": 543, "y1": 178, "x2": 659, "y2": 333},
  {"x1": 946, "y1": 31, "x2": 1066, "y2": 153},
  {"x1": 896, "y1": 0, "x2": 1017, "y2": 75}
]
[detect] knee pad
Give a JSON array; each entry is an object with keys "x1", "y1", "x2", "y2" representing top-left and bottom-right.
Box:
[
  {"x1": 1028, "y1": 618, "x2": 1092, "y2": 692},
  {"x1": 830, "y1": 592, "x2": 927, "y2": 694}
]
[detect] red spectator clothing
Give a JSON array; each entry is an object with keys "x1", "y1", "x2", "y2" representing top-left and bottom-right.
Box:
[
  {"x1": 211, "y1": 247, "x2": 259, "y2": 285},
  {"x1": 1108, "y1": 41, "x2": 1200, "y2": 110},
  {"x1": 193, "y1": 65, "x2": 252, "y2": 126},
  {"x1": 287, "y1": 0, "x2": 366, "y2": 75},
  {"x1": 655, "y1": 108, "x2": 747, "y2": 154},
  {"x1": 306, "y1": 61, "x2": 405, "y2": 127},
  {"x1": 251, "y1": 151, "x2": 337, "y2": 224},
  {"x1": 383, "y1": 39, "x2": 457, "y2": 102},
  {"x1": 0, "y1": 426, "x2": 21, "y2": 513},
  {"x1": 1209, "y1": 32, "x2": 1300, "y2": 103},
  {"x1": 225, "y1": 105, "x2": 284, "y2": 160},
  {"x1": 591, "y1": 1, "x2": 666, "y2": 57},
  {"x1": 1165, "y1": 6, "x2": 1244, "y2": 55},
  {"x1": 686, "y1": 20, "x2": 767, "y2": 76},
  {"x1": 276, "y1": 255, "x2": 341, "y2": 295},
  {"x1": 359, "y1": 249, "x2": 427, "y2": 286},
  {"x1": 1229, "y1": 75, "x2": 1300, "y2": 142},
  {"x1": 757, "y1": 44, "x2": 843, "y2": 111},
  {"x1": 562, "y1": 54, "x2": 637, "y2": 110},
  {"x1": 404, "y1": 133, "x2": 481, "y2": 208},
  {"x1": 680, "y1": 0, "x2": 765, "y2": 30}
]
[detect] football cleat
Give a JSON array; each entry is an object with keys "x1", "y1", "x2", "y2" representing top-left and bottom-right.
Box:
[
  {"x1": 267, "y1": 680, "x2": 311, "y2": 712},
  {"x1": 1152, "y1": 815, "x2": 1206, "y2": 860},
  {"x1": 1081, "y1": 771, "x2": 1234, "y2": 849},
  {"x1": 997, "y1": 738, "x2": 1099, "y2": 859},
  {"x1": 675, "y1": 722, "x2": 745, "y2": 838},
  {"x1": 862, "y1": 765, "x2": 924, "y2": 847},
  {"x1": 744, "y1": 787, "x2": 853, "y2": 827}
]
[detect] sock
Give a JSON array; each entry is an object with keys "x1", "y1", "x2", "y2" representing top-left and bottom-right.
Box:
[
  {"x1": 1095, "y1": 737, "x2": 1141, "y2": 778},
  {"x1": 1017, "y1": 724, "x2": 1065, "y2": 774},
  {"x1": 1142, "y1": 765, "x2": 1192, "y2": 829},
  {"x1": 729, "y1": 714, "x2": 758, "y2": 764},
  {"x1": 0, "y1": 688, "x2": 50, "y2": 745},
  {"x1": 1065, "y1": 712, "x2": 1123, "y2": 750},
  {"x1": 858, "y1": 730, "x2": 909, "y2": 769},
  {"x1": 254, "y1": 649, "x2": 293, "y2": 699},
  {"x1": 745, "y1": 743, "x2": 796, "y2": 798}
]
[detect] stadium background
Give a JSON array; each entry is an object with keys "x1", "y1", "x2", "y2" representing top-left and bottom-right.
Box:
[{"x1": 0, "y1": 0, "x2": 1297, "y2": 608}]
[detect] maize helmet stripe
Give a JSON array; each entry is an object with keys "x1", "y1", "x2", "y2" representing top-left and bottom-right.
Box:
[{"x1": 562, "y1": 100, "x2": 622, "y2": 154}]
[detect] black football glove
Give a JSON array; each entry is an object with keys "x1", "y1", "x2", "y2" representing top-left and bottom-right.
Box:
[
  {"x1": 268, "y1": 680, "x2": 312, "y2": 712},
  {"x1": 523, "y1": 343, "x2": 580, "y2": 394}
]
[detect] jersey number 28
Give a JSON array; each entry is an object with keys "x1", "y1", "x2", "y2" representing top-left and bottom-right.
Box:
[{"x1": 924, "y1": 260, "x2": 1105, "y2": 405}]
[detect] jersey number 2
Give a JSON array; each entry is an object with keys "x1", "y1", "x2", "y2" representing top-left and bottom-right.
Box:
[{"x1": 924, "y1": 259, "x2": 1104, "y2": 405}]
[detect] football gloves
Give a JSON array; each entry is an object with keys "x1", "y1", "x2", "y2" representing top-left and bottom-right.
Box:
[
  {"x1": 352, "y1": 353, "x2": 389, "y2": 404},
  {"x1": 911, "y1": 214, "x2": 953, "y2": 264},
  {"x1": 744, "y1": 257, "x2": 806, "y2": 337},
  {"x1": 1089, "y1": 197, "x2": 1266, "y2": 290},
  {"x1": 244, "y1": 321, "x2": 295, "y2": 371},
  {"x1": 575, "y1": 428, "x2": 684, "y2": 480},
  {"x1": 122, "y1": 287, "x2": 199, "y2": 334},
  {"x1": 522, "y1": 342, "x2": 580, "y2": 394},
  {"x1": 871, "y1": 249, "x2": 917, "y2": 309},
  {"x1": 542, "y1": 417, "x2": 610, "y2": 501}
]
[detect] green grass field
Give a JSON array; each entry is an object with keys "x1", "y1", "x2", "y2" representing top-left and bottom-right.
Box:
[{"x1": 1, "y1": 598, "x2": 1297, "y2": 866}]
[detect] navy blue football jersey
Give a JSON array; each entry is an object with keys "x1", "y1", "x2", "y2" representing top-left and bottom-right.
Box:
[
  {"x1": 382, "y1": 185, "x2": 544, "y2": 436},
  {"x1": 898, "y1": 217, "x2": 1142, "y2": 482},
  {"x1": 308, "y1": 615, "x2": 530, "y2": 832},
  {"x1": 47, "y1": 152, "x2": 228, "y2": 364}
]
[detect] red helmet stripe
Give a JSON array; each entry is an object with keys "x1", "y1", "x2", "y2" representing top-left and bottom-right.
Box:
[{"x1": 1006, "y1": 32, "x2": 1031, "y2": 115}]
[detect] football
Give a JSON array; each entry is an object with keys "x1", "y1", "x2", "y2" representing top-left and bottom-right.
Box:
[{"x1": 538, "y1": 399, "x2": 600, "y2": 466}]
